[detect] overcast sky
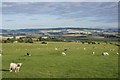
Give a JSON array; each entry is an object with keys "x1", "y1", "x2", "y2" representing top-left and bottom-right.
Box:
[{"x1": 2, "y1": 2, "x2": 118, "y2": 29}]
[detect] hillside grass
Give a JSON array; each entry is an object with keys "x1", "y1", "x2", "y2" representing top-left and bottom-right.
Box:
[{"x1": 1, "y1": 42, "x2": 119, "y2": 78}]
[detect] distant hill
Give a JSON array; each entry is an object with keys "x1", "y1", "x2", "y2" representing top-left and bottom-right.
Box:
[
  {"x1": 1, "y1": 27, "x2": 118, "y2": 39},
  {"x1": 1, "y1": 27, "x2": 103, "y2": 33}
]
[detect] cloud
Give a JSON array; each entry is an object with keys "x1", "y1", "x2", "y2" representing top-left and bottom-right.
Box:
[
  {"x1": 2, "y1": 0, "x2": 119, "y2": 2},
  {"x1": 30, "y1": 19, "x2": 39, "y2": 20},
  {"x1": 5, "y1": 20, "x2": 15, "y2": 22},
  {"x1": 2, "y1": 0, "x2": 55, "y2": 2},
  {"x1": 64, "y1": 0, "x2": 119, "y2": 2},
  {"x1": 2, "y1": 2, "x2": 118, "y2": 23}
]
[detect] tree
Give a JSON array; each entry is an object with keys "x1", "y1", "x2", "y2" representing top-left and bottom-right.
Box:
[
  {"x1": 38, "y1": 37, "x2": 42, "y2": 41},
  {"x1": 27, "y1": 38, "x2": 33, "y2": 43},
  {"x1": 10, "y1": 38, "x2": 16, "y2": 43},
  {"x1": 17, "y1": 37, "x2": 24, "y2": 43},
  {"x1": 24, "y1": 38, "x2": 33, "y2": 43}
]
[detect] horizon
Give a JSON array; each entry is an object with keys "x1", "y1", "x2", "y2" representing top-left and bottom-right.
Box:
[
  {"x1": 2, "y1": 2, "x2": 118, "y2": 29},
  {"x1": 1, "y1": 27, "x2": 118, "y2": 30}
]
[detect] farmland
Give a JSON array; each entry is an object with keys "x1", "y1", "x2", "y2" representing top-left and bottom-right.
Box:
[{"x1": 1, "y1": 42, "x2": 119, "y2": 78}]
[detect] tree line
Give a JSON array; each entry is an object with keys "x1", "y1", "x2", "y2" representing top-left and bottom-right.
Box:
[{"x1": 2, "y1": 37, "x2": 63, "y2": 43}]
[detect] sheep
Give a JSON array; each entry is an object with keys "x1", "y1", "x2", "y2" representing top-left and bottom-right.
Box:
[
  {"x1": 84, "y1": 48, "x2": 86, "y2": 50},
  {"x1": 9, "y1": 63, "x2": 22, "y2": 72},
  {"x1": 110, "y1": 49, "x2": 115, "y2": 51},
  {"x1": 92, "y1": 52, "x2": 95, "y2": 55},
  {"x1": 0, "y1": 54, "x2": 1, "y2": 56},
  {"x1": 110, "y1": 49, "x2": 112, "y2": 51},
  {"x1": 27, "y1": 53, "x2": 31, "y2": 56},
  {"x1": 116, "y1": 53, "x2": 119, "y2": 55},
  {"x1": 104, "y1": 46, "x2": 105, "y2": 48},
  {"x1": 64, "y1": 49, "x2": 67, "y2": 51},
  {"x1": 69, "y1": 48, "x2": 72, "y2": 49},
  {"x1": 0, "y1": 50, "x2": 2, "y2": 53},
  {"x1": 113, "y1": 49, "x2": 115, "y2": 51},
  {"x1": 102, "y1": 52, "x2": 109, "y2": 56},
  {"x1": 55, "y1": 48, "x2": 58, "y2": 50},
  {"x1": 61, "y1": 52, "x2": 66, "y2": 56}
]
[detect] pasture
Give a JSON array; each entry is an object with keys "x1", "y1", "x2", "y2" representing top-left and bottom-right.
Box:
[{"x1": 1, "y1": 42, "x2": 119, "y2": 78}]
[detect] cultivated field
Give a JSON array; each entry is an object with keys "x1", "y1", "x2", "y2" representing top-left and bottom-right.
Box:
[{"x1": 1, "y1": 42, "x2": 119, "y2": 78}]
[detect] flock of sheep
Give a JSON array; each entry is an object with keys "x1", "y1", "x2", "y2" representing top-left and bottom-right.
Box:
[
  {"x1": 0, "y1": 43, "x2": 119, "y2": 73},
  {"x1": 55, "y1": 47, "x2": 119, "y2": 56}
]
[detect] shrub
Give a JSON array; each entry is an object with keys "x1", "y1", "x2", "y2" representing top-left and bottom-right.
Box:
[{"x1": 41, "y1": 41, "x2": 48, "y2": 44}]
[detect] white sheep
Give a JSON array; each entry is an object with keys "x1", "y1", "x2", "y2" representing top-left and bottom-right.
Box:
[
  {"x1": 102, "y1": 52, "x2": 109, "y2": 56},
  {"x1": 61, "y1": 52, "x2": 66, "y2": 56},
  {"x1": 0, "y1": 50, "x2": 2, "y2": 53},
  {"x1": 55, "y1": 48, "x2": 58, "y2": 50},
  {"x1": 92, "y1": 52, "x2": 95, "y2": 55},
  {"x1": 110, "y1": 49, "x2": 112, "y2": 51},
  {"x1": 0, "y1": 54, "x2": 1, "y2": 56},
  {"x1": 116, "y1": 53, "x2": 119, "y2": 55},
  {"x1": 9, "y1": 63, "x2": 22, "y2": 72},
  {"x1": 84, "y1": 48, "x2": 86, "y2": 50}
]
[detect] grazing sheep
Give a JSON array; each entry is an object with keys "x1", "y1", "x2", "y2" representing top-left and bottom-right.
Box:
[
  {"x1": 92, "y1": 52, "x2": 95, "y2": 55},
  {"x1": 110, "y1": 49, "x2": 112, "y2": 51},
  {"x1": 64, "y1": 49, "x2": 67, "y2": 51},
  {"x1": 113, "y1": 49, "x2": 115, "y2": 51},
  {"x1": 55, "y1": 48, "x2": 58, "y2": 50},
  {"x1": 93, "y1": 46, "x2": 95, "y2": 49},
  {"x1": 0, "y1": 50, "x2": 2, "y2": 53},
  {"x1": 0, "y1": 54, "x2": 1, "y2": 56},
  {"x1": 110, "y1": 49, "x2": 115, "y2": 51},
  {"x1": 84, "y1": 48, "x2": 86, "y2": 50},
  {"x1": 104, "y1": 46, "x2": 105, "y2": 48},
  {"x1": 27, "y1": 53, "x2": 31, "y2": 56},
  {"x1": 9, "y1": 63, "x2": 22, "y2": 72},
  {"x1": 116, "y1": 53, "x2": 119, "y2": 55},
  {"x1": 102, "y1": 52, "x2": 109, "y2": 56},
  {"x1": 61, "y1": 52, "x2": 66, "y2": 56}
]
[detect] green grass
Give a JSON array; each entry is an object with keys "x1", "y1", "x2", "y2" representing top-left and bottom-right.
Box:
[{"x1": 1, "y1": 42, "x2": 119, "y2": 78}]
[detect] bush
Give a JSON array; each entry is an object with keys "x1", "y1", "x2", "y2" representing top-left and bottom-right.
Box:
[
  {"x1": 24, "y1": 38, "x2": 33, "y2": 43},
  {"x1": 41, "y1": 41, "x2": 48, "y2": 44},
  {"x1": 82, "y1": 42, "x2": 85, "y2": 44}
]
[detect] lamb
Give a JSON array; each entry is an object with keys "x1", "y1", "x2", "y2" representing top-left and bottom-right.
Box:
[
  {"x1": 61, "y1": 52, "x2": 66, "y2": 56},
  {"x1": 9, "y1": 63, "x2": 22, "y2": 72}
]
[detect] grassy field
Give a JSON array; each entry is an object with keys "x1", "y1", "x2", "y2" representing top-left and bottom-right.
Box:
[{"x1": 1, "y1": 42, "x2": 119, "y2": 78}]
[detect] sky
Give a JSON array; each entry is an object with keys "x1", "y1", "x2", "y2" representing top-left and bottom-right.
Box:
[{"x1": 1, "y1": 2, "x2": 118, "y2": 29}]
